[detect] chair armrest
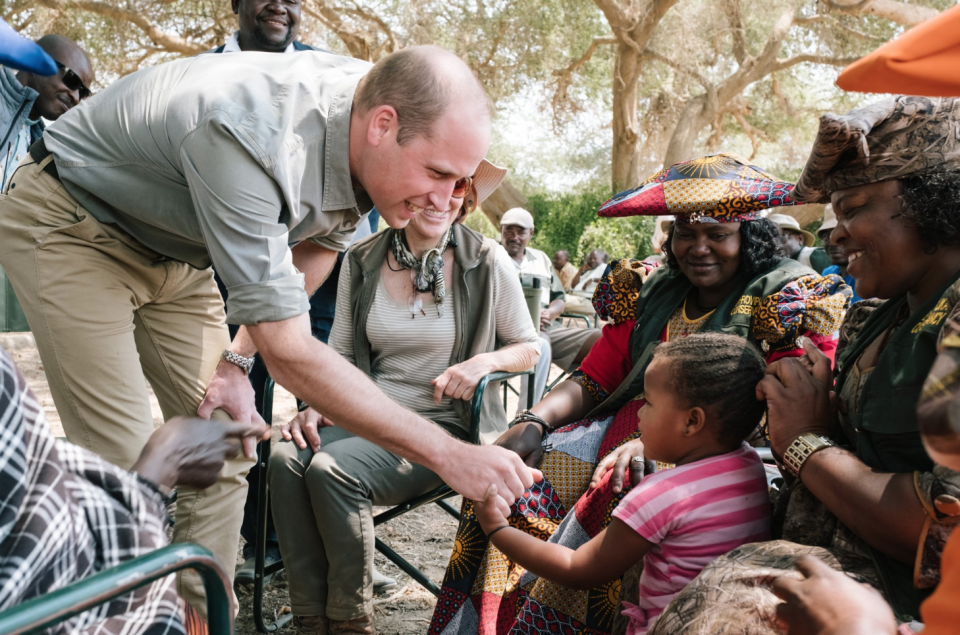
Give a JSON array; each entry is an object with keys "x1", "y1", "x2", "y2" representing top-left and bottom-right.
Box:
[
  {"x1": 0, "y1": 544, "x2": 232, "y2": 635},
  {"x1": 560, "y1": 313, "x2": 594, "y2": 328},
  {"x1": 469, "y1": 369, "x2": 534, "y2": 445}
]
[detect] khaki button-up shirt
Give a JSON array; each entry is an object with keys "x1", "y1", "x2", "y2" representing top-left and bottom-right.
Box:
[{"x1": 44, "y1": 51, "x2": 373, "y2": 325}]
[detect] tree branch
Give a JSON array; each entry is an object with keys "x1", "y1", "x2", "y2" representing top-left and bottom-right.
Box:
[
  {"x1": 821, "y1": 0, "x2": 938, "y2": 27},
  {"x1": 794, "y1": 13, "x2": 887, "y2": 41},
  {"x1": 642, "y1": 48, "x2": 712, "y2": 89},
  {"x1": 552, "y1": 36, "x2": 616, "y2": 120},
  {"x1": 773, "y1": 52, "x2": 860, "y2": 72},
  {"x1": 722, "y1": 0, "x2": 747, "y2": 64},
  {"x1": 304, "y1": 0, "x2": 371, "y2": 59},
  {"x1": 34, "y1": 0, "x2": 207, "y2": 55}
]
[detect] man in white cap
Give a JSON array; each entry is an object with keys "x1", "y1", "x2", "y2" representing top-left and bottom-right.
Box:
[
  {"x1": 499, "y1": 207, "x2": 600, "y2": 405},
  {"x1": 768, "y1": 212, "x2": 831, "y2": 272}
]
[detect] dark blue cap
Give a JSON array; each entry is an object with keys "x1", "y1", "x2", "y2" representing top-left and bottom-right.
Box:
[{"x1": 0, "y1": 19, "x2": 56, "y2": 75}]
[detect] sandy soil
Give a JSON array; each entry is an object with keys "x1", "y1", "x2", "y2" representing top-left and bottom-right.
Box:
[{"x1": 1, "y1": 331, "x2": 568, "y2": 635}]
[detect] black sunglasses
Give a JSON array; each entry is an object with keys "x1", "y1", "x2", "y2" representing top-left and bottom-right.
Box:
[{"x1": 55, "y1": 62, "x2": 91, "y2": 100}]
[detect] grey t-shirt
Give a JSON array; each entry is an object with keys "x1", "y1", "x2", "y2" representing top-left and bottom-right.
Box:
[{"x1": 43, "y1": 51, "x2": 374, "y2": 325}]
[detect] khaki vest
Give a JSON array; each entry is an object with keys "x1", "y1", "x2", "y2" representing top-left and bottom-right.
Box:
[{"x1": 345, "y1": 224, "x2": 508, "y2": 444}]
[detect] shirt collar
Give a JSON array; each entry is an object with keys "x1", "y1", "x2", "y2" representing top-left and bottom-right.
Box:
[
  {"x1": 222, "y1": 31, "x2": 296, "y2": 54},
  {"x1": 321, "y1": 73, "x2": 367, "y2": 213}
]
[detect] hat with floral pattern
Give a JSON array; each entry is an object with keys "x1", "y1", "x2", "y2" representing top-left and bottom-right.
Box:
[{"x1": 598, "y1": 153, "x2": 796, "y2": 224}]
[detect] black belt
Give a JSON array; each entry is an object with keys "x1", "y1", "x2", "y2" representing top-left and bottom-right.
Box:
[{"x1": 28, "y1": 138, "x2": 60, "y2": 182}]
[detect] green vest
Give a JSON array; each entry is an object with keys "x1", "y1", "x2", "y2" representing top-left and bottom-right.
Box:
[
  {"x1": 345, "y1": 224, "x2": 509, "y2": 444},
  {"x1": 833, "y1": 268, "x2": 960, "y2": 619},
  {"x1": 591, "y1": 258, "x2": 815, "y2": 415}
]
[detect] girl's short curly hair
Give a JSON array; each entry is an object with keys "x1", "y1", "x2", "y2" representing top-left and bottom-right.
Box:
[
  {"x1": 899, "y1": 171, "x2": 960, "y2": 251},
  {"x1": 662, "y1": 218, "x2": 785, "y2": 279}
]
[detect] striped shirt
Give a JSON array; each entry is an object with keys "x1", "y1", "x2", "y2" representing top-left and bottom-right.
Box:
[{"x1": 612, "y1": 442, "x2": 771, "y2": 634}]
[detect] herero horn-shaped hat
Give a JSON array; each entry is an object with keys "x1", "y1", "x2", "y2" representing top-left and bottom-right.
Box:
[{"x1": 598, "y1": 153, "x2": 796, "y2": 224}]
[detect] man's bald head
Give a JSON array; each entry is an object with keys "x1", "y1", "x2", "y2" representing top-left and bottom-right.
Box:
[
  {"x1": 18, "y1": 34, "x2": 93, "y2": 121},
  {"x1": 354, "y1": 45, "x2": 490, "y2": 145}
]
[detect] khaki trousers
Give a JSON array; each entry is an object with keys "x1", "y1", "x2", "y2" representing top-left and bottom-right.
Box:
[
  {"x1": 268, "y1": 426, "x2": 455, "y2": 620},
  {"x1": 0, "y1": 157, "x2": 252, "y2": 616}
]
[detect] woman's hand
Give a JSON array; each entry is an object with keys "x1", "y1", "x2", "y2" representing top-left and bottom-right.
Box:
[
  {"x1": 769, "y1": 556, "x2": 897, "y2": 635},
  {"x1": 476, "y1": 484, "x2": 511, "y2": 534},
  {"x1": 758, "y1": 339, "x2": 837, "y2": 458},
  {"x1": 432, "y1": 356, "x2": 495, "y2": 404},
  {"x1": 281, "y1": 407, "x2": 334, "y2": 452},
  {"x1": 495, "y1": 421, "x2": 545, "y2": 467},
  {"x1": 590, "y1": 438, "x2": 646, "y2": 493}
]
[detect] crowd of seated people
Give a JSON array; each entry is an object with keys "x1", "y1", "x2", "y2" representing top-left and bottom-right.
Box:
[{"x1": 3, "y1": 9, "x2": 960, "y2": 635}]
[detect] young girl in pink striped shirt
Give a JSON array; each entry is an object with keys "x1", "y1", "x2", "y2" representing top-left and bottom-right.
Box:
[{"x1": 477, "y1": 333, "x2": 773, "y2": 635}]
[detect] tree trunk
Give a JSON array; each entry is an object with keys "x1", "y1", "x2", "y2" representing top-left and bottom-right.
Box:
[
  {"x1": 610, "y1": 42, "x2": 644, "y2": 193},
  {"x1": 481, "y1": 179, "x2": 528, "y2": 227},
  {"x1": 662, "y1": 94, "x2": 716, "y2": 168}
]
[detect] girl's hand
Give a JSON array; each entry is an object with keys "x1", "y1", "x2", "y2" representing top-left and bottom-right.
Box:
[
  {"x1": 476, "y1": 484, "x2": 510, "y2": 535},
  {"x1": 280, "y1": 407, "x2": 334, "y2": 452},
  {"x1": 590, "y1": 438, "x2": 646, "y2": 493}
]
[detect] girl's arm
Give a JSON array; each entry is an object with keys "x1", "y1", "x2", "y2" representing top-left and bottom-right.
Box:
[{"x1": 477, "y1": 486, "x2": 651, "y2": 590}]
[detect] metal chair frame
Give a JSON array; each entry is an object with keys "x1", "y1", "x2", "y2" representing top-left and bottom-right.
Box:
[
  {"x1": 0, "y1": 544, "x2": 233, "y2": 635},
  {"x1": 252, "y1": 369, "x2": 534, "y2": 633}
]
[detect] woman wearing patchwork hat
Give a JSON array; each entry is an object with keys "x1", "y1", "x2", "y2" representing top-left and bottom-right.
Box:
[
  {"x1": 267, "y1": 160, "x2": 541, "y2": 635},
  {"x1": 429, "y1": 153, "x2": 852, "y2": 635},
  {"x1": 647, "y1": 96, "x2": 960, "y2": 635}
]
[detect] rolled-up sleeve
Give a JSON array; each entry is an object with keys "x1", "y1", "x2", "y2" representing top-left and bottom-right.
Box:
[{"x1": 180, "y1": 119, "x2": 309, "y2": 325}]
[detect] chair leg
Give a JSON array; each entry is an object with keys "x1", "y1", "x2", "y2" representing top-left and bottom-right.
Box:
[
  {"x1": 374, "y1": 538, "x2": 441, "y2": 597},
  {"x1": 252, "y1": 377, "x2": 290, "y2": 633}
]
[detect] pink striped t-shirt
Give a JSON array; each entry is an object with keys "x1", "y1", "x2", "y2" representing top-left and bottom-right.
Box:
[{"x1": 611, "y1": 442, "x2": 771, "y2": 635}]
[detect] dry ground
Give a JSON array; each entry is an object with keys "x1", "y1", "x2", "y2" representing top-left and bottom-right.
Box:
[{"x1": 1, "y1": 332, "x2": 570, "y2": 635}]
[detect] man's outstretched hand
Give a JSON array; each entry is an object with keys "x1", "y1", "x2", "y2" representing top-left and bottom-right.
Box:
[
  {"x1": 133, "y1": 417, "x2": 270, "y2": 491},
  {"x1": 439, "y1": 443, "x2": 542, "y2": 517}
]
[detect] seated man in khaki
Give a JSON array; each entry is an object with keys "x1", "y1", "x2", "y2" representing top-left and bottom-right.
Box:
[{"x1": 499, "y1": 207, "x2": 601, "y2": 406}]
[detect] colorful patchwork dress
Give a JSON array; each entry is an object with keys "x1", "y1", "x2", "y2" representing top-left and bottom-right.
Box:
[{"x1": 429, "y1": 257, "x2": 850, "y2": 635}]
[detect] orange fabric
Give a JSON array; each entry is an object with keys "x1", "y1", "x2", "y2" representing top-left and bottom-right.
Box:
[
  {"x1": 837, "y1": 4, "x2": 960, "y2": 97},
  {"x1": 920, "y1": 530, "x2": 960, "y2": 634}
]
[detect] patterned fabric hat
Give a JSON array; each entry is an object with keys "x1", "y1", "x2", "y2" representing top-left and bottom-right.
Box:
[
  {"x1": 793, "y1": 96, "x2": 960, "y2": 203},
  {"x1": 598, "y1": 153, "x2": 796, "y2": 224}
]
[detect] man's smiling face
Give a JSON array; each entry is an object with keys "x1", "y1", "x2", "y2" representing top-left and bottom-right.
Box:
[{"x1": 233, "y1": 0, "x2": 301, "y2": 52}]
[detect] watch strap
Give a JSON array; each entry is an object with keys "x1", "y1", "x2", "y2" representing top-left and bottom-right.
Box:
[{"x1": 221, "y1": 349, "x2": 255, "y2": 374}]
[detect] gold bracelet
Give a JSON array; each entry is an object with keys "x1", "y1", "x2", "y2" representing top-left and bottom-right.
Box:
[{"x1": 782, "y1": 433, "x2": 836, "y2": 478}]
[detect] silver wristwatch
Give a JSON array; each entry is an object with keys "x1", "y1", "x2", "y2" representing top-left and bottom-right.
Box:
[
  {"x1": 782, "y1": 433, "x2": 836, "y2": 478},
  {"x1": 221, "y1": 349, "x2": 255, "y2": 374}
]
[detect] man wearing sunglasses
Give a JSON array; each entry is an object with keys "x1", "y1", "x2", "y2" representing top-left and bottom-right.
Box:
[
  {"x1": 1, "y1": 33, "x2": 91, "y2": 189},
  {"x1": 0, "y1": 45, "x2": 540, "y2": 616},
  {"x1": 1, "y1": 33, "x2": 91, "y2": 333}
]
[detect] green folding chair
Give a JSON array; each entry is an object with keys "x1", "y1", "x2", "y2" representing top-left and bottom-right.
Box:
[
  {"x1": 251, "y1": 368, "x2": 535, "y2": 632},
  {"x1": 0, "y1": 543, "x2": 233, "y2": 635}
]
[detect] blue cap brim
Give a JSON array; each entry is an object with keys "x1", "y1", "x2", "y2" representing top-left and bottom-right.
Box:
[{"x1": 0, "y1": 19, "x2": 56, "y2": 75}]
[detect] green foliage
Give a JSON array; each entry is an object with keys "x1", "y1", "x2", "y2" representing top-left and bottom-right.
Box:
[
  {"x1": 527, "y1": 187, "x2": 611, "y2": 261},
  {"x1": 576, "y1": 216, "x2": 656, "y2": 263},
  {"x1": 464, "y1": 208, "x2": 499, "y2": 239}
]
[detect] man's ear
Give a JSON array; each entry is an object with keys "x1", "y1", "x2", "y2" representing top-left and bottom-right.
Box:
[
  {"x1": 366, "y1": 105, "x2": 398, "y2": 147},
  {"x1": 231, "y1": 0, "x2": 241, "y2": 15},
  {"x1": 684, "y1": 407, "x2": 708, "y2": 436}
]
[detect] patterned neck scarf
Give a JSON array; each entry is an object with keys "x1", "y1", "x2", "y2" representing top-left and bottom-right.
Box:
[{"x1": 390, "y1": 227, "x2": 453, "y2": 317}]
